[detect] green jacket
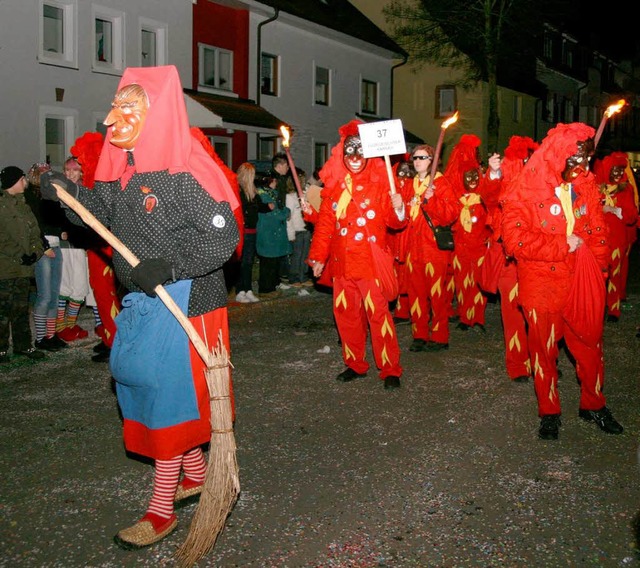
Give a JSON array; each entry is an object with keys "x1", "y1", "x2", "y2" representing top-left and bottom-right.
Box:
[{"x1": 0, "y1": 192, "x2": 44, "y2": 279}]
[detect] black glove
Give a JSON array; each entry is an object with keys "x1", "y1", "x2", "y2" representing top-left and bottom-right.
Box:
[
  {"x1": 130, "y1": 258, "x2": 175, "y2": 296},
  {"x1": 39, "y1": 171, "x2": 78, "y2": 202},
  {"x1": 20, "y1": 253, "x2": 37, "y2": 266}
]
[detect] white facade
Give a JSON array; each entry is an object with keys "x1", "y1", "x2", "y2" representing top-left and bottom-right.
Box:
[
  {"x1": 247, "y1": 9, "x2": 397, "y2": 175},
  {"x1": 0, "y1": 0, "x2": 193, "y2": 171}
]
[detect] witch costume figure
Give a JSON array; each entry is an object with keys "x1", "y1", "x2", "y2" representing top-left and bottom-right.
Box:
[{"x1": 41, "y1": 65, "x2": 240, "y2": 549}]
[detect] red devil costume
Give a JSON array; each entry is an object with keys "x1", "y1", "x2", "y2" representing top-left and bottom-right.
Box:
[
  {"x1": 481, "y1": 136, "x2": 539, "y2": 382},
  {"x1": 501, "y1": 122, "x2": 623, "y2": 440},
  {"x1": 445, "y1": 134, "x2": 492, "y2": 331},
  {"x1": 593, "y1": 151, "x2": 639, "y2": 321},
  {"x1": 308, "y1": 119, "x2": 405, "y2": 389},
  {"x1": 402, "y1": 145, "x2": 460, "y2": 352},
  {"x1": 41, "y1": 65, "x2": 240, "y2": 547}
]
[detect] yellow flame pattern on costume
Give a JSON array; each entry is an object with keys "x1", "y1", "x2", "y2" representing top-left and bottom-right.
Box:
[
  {"x1": 410, "y1": 298, "x2": 422, "y2": 318},
  {"x1": 431, "y1": 278, "x2": 442, "y2": 297},
  {"x1": 335, "y1": 289, "x2": 347, "y2": 310},
  {"x1": 364, "y1": 290, "x2": 375, "y2": 313},
  {"x1": 344, "y1": 343, "x2": 355, "y2": 361},
  {"x1": 546, "y1": 324, "x2": 556, "y2": 352},
  {"x1": 381, "y1": 315, "x2": 394, "y2": 338},
  {"x1": 452, "y1": 255, "x2": 461, "y2": 270},
  {"x1": 508, "y1": 331, "x2": 522, "y2": 353},
  {"x1": 381, "y1": 344, "x2": 391, "y2": 366},
  {"x1": 508, "y1": 283, "x2": 518, "y2": 303},
  {"x1": 425, "y1": 262, "x2": 434, "y2": 277}
]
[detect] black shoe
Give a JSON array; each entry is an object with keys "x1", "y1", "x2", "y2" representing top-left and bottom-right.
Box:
[
  {"x1": 384, "y1": 376, "x2": 401, "y2": 390},
  {"x1": 50, "y1": 335, "x2": 69, "y2": 349},
  {"x1": 93, "y1": 341, "x2": 110, "y2": 354},
  {"x1": 538, "y1": 414, "x2": 561, "y2": 440},
  {"x1": 336, "y1": 368, "x2": 367, "y2": 382},
  {"x1": 0, "y1": 351, "x2": 10, "y2": 364},
  {"x1": 91, "y1": 349, "x2": 111, "y2": 363},
  {"x1": 606, "y1": 314, "x2": 619, "y2": 323},
  {"x1": 473, "y1": 324, "x2": 486, "y2": 334},
  {"x1": 15, "y1": 347, "x2": 45, "y2": 360},
  {"x1": 424, "y1": 341, "x2": 449, "y2": 352},
  {"x1": 409, "y1": 338, "x2": 427, "y2": 352},
  {"x1": 578, "y1": 407, "x2": 623, "y2": 434},
  {"x1": 393, "y1": 316, "x2": 410, "y2": 325},
  {"x1": 456, "y1": 322, "x2": 470, "y2": 331},
  {"x1": 449, "y1": 315, "x2": 460, "y2": 323},
  {"x1": 35, "y1": 337, "x2": 60, "y2": 352},
  {"x1": 512, "y1": 375, "x2": 529, "y2": 383}
]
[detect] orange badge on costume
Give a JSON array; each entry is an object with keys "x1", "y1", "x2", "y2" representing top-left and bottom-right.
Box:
[{"x1": 144, "y1": 194, "x2": 158, "y2": 213}]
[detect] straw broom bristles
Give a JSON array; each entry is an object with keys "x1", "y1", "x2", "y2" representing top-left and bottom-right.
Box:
[{"x1": 174, "y1": 335, "x2": 240, "y2": 567}]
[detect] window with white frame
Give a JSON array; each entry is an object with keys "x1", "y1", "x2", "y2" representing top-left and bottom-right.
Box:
[
  {"x1": 315, "y1": 66, "x2": 330, "y2": 106},
  {"x1": 261, "y1": 53, "x2": 279, "y2": 96},
  {"x1": 199, "y1": 43, "x2": 233, "y2": 92},
  {"x1": 40, "y1": 106, "x2": 76, "y2": 170},
  {"x1": 314, "y1": 143, "x2": 328, "y2": 172},
  {"x1": 140, "y1": 18, "x2": 167, "y2": 67},
  {"x1": 209, "y1": 136, "x2": 232, "y2": 169},
  {"x1": 361, "y1": 79, "x2": 378, "y2": 115},
  {"x1": 39, "y1": 0, "x2": 78, "y2": 68},
  {"x1": 92, "y1": 6, "x2": 124, "y2": 74},
  {"x1": 436, "y1": 85, "x2": 456, "y2": 117},
  {"x1": 259, "y1": 137, "x2": 277, "y2": 162}
]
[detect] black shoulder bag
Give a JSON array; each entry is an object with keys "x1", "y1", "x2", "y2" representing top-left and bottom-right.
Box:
[{"x1": 420, "y1": 206, "x2": 454, "y2": 251}]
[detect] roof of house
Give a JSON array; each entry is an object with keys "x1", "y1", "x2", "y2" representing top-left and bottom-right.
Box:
[
  {"x1": 184, "y1": 89, "x2": 288, "y2": 132},
  {"x1": 255, "y1": 0, "x2": 407, "y2": 58}
]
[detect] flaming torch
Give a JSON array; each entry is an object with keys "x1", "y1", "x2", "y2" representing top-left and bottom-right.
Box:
[
  {"x1": 279, "y1": 125, "x2": 307, "y2": 207},
  {"x1": 429, "y1": 111, "x2": 459, "y2": 187},
  {"x1": 594, "y1": 99, "x2": 626, "y2": 148}
]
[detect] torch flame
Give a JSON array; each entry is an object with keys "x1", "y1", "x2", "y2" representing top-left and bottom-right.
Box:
[
  {"x1": 605, "y1": 99, "x2": 626, "y2": 118},
  {"x1": 442, "y1": 111, "x2": 459, "y2": 130},
  {"x1": 280, "y1": 125, "x2": 290, "y2": 148}
]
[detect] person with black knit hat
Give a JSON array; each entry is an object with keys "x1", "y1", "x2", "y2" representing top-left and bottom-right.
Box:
[{"x1": 0, "y1": 166, "x2": 46, "y2": 363}]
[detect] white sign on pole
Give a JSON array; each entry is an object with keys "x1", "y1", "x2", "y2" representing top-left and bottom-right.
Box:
[{"x1": 357, "y1": 119, "x2": 406, "y2": 158}]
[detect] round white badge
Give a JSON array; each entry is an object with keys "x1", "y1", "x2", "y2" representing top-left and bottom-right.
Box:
[
  {"x1": 366, "y1": 210, "x2": 376, "y2": 220},
  {"x1": 212, "y1": 215, "x2": 226, "y2": 228},
  {"x1": 356, "y1": 217, "x2": 366, "y2": 227},
  {"x1": 550, "y1": 204, "x2": 562, "y2": 216},
  {"x1": 355, "y1": 232, "x2": 364, "y2": 241}
]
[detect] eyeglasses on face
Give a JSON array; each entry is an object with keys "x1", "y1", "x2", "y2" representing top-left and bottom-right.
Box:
[{"x1": 412, "y1": 155, "x2": 432, "y2": 161}]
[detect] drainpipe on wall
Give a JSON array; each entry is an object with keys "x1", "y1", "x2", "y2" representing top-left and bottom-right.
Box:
[
  {"x1": 256, "y1": 8, "x2": 280, "y2": 156},
  {"x1": 390, "y1": 53, "x2": 408, "y2": 118}
]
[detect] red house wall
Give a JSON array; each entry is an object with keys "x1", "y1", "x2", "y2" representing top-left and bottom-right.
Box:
[{"x1": 192, "y1": 1, "x2": 249, "y2": 98}]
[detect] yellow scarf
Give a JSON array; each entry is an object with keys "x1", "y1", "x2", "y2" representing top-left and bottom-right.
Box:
[
  {"x1": 410, "y1": 176, "x2": 430, "y2": 220},
  {"x1": 602, "y1": 184, "x2": 617, "y2": 207},
  {"x1": 335, "y1": 174, "x2": 353, "y2": 219},
  {"x1": 559, "y1": 182, "x2": 575, "y2": 236},
  {"x1": 459, "y1": 193, "x2": 482, "y2": 232}
]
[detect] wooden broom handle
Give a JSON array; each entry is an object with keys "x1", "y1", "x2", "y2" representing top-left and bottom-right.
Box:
[{"x1": 52, "y1": 183, "x2": 213, "y2": 366}]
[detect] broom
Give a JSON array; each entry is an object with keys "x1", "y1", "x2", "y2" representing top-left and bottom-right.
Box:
[{"x1": 51, "y1": 183, "x2": 240, "y2": 565}]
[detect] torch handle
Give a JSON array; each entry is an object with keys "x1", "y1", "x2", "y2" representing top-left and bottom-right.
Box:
[
  {"x1": 283, "y1": 147, "x2": 306, "y2": 202},
  {"x1": 429, "y1": 128, "x2": 446, "y2": 189},
  {"x1": 52, "y1": 183, "x2": 213, "y2": 366}
]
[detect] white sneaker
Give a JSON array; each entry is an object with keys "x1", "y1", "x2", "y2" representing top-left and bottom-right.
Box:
[
  {"x1": 235, "y1": 291, "x2": 250, "y2": 303},
  {"x1": 245, "y1": 290, "x2": 260, "y2": 303},
  {"x1": 276, "y1": 283, "x2": 291, "y2": 290},
  {"x1": 297, "y1": 289, "x2": 310, "y2": 297}
]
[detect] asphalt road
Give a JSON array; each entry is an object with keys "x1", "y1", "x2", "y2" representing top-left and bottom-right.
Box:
[{"x1": 1, "y1": 261, "x2": 639, "y2": 567}]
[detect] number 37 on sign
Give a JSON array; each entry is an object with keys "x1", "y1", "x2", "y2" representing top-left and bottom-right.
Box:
[{"x1": 357, "y1": 119, "x2": 407, "y2": 158}]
